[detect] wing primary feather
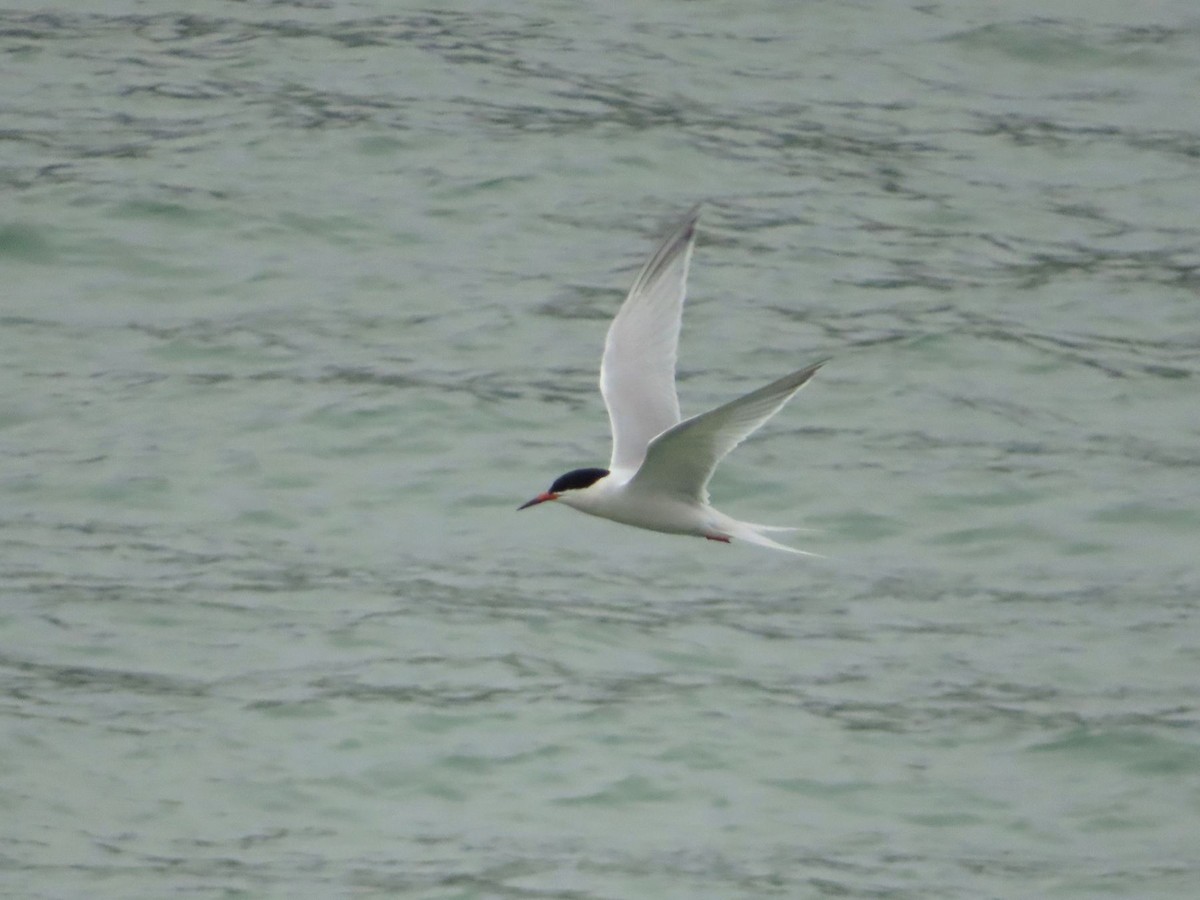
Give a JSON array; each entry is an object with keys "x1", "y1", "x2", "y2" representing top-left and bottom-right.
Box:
[
  {"x1": 624, "y1": 204, "x2": 701, "y2": 304},
  {"x1": 600, "y1": 205, "x2": 703, "y2": 473},
  {"x1": 630, "y1": 358, "x2": 828, "y2": 502}
]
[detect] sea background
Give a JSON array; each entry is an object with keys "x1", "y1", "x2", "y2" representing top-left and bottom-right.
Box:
[{"x1": 3, "y1": 1, "x2": 1199, "y2": 897}]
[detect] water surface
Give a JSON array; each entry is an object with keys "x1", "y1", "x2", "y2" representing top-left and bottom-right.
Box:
[{"x1": 3, "y1": 2, "x2": 1199, "y2": 897}]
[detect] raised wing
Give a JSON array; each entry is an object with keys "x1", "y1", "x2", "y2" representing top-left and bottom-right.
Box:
[
  {"x1": 628, "y1": 359, "x2": 827, "y2": 502},
  {"x1": 600, "y1": 206, "x2": 700, "y2": 473}
]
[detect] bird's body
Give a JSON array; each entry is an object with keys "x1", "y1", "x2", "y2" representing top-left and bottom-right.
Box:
[
  {"x1": 519, "y1": 205, "x2": 825, "y2": 555},
  {"x1": 556, "y1": 472, "x2": 722, "y2": 537}
]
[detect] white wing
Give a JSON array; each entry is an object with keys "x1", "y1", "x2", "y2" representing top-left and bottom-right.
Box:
[
  {"x1": 628, "y1": 360, "x2": 827, "y2": 503},
  {"x1": 600, "y1": 206, "x2": 700, "y2": 473}
]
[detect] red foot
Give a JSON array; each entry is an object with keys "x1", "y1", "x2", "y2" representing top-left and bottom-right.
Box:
[{"x1": 705, "y1": 535, "x2": 731, "y2": 543}]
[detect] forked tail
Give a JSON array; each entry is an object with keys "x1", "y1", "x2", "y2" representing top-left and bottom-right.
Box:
[{"x1": 719, "y1": 518, "x2": 821, "y2": 556}]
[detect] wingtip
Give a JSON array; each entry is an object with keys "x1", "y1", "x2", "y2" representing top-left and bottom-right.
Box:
[
  {"x1": 795, "y1": 357, "x2": 831, "y2": 385},
  {"x1": 673, "y1": 204, "x2": 702, "y2": 240}
]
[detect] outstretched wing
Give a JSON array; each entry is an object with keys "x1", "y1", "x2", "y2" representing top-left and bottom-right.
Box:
[
  {"x1": 628, "y1": 360, "x2": 827, "y2": 502},
  {"x1": 600, "y1": 206, "x2": 700, "y2": 473}
]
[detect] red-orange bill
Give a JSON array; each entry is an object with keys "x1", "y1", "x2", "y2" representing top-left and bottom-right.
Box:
[{"x1": 517, "y1": 492, "x2": 558, "y2": 510}]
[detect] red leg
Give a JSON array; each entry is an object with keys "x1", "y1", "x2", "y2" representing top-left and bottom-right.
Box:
[{"x1": 705, "y1": 535, "x2": 731, "y2": 543}]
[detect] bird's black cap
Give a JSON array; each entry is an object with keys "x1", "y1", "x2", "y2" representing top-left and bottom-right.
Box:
[{"x1": 549, "y1": 467, "x2": 609, "y2": 494}]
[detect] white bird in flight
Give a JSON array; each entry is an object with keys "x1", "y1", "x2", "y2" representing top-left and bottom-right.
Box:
[{"x1": 519, "y1": 205, "x2": 825, "y2": 554}]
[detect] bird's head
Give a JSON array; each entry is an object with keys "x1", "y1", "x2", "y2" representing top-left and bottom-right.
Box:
[{"x1": 518, "y1": 467, "x2": 610, "y2": 510}]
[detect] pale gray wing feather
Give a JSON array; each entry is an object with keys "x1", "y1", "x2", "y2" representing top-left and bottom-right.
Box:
[
  {"x1": 601, "y1": 206, "x2": 700, "y2": 472},
  {"x1": 629, "y1": 359, "x2": 827, "y2": 502}
]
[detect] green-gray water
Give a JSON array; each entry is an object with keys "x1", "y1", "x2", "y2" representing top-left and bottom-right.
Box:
[{"x1": 3, "y1": 2, "x2": 1199, "y2": 897}]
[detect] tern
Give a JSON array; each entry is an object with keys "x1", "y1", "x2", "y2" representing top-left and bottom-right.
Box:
[{"x1": 518, "y1": 205, "x2": 825, "y2": 554}]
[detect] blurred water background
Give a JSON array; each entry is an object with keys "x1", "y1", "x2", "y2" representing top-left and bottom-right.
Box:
[{"x1": 3, "y1": 1, "x2": 1199, "y2": 897}]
